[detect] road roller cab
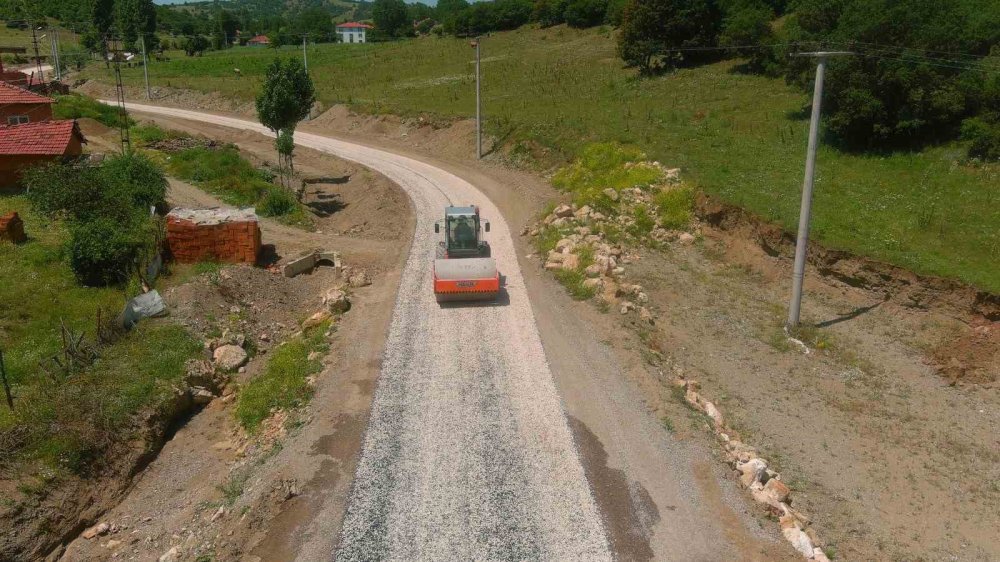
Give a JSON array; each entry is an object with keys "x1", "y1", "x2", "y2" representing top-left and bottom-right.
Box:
[{"x1": 433, "y1": 206, "x2": 500, "y2": 302}]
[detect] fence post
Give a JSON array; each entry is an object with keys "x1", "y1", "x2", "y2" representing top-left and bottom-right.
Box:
[{"x1": 0, "y1": 349, "x2": 13, "y2": 411}]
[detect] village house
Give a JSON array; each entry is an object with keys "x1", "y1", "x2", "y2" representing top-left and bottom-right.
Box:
[
  {"x1": 0, "y1": 120, "x2": 85, "y2": 189},
  {"x1": 336, "y1": 22, "x2": 372, "y2": 44},
  {"x1": 246, "y1": 34, "x2": 270, "y2": 47},
  {"x1": 0, "y1": 81, "x2": 54, "y2": 124}
]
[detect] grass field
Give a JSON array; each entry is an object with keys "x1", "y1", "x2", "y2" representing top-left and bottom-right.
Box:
[
  {"x1": 0, "y1": 195, "x2": 200, "y2": 477},
  {"x1": 83, "y1": 26, "x2": 1000, "y2": 292}
]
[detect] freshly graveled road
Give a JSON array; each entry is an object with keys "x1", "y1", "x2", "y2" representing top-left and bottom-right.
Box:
[{"x1": 114, "y1": 103, "x2": 612, "y2": 560}]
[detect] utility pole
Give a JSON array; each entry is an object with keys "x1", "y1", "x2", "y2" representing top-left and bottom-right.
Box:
[
  {"x1": 140, "y1": 35, "x2": 151, "y2": 99},
  {"x1": 786, "y1": 51, "x2": 853, "y2": 328},
  {"x1": 49, "y1": 30, "x2": 60, "y2": 80},
  {"x1": 30, "y1": 27, "x2": 44, "y2": 81},
  {"x1": 471, "y1": 37, "x2": 482, "y2": 159},
  {"x1": 302, "y1": 35, "x2": 308, "y2": 72}
]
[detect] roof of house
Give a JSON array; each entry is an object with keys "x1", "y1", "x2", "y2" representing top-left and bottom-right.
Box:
[
  {"x1": 0, "y1": 81, "x2": 53, "y2": 105},
  {"x1": 337, "y1": 22, "x2": 373, "y2": 29},
  {"x1": 247, "y1": 34, "x2": 270, "y2": 43},
  {"x1": 0, "y1": 120, "x2": 84, "y2": 156}
]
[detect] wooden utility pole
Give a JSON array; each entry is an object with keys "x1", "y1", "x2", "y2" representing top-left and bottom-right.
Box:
[{"x1": 0, "y1": 349, "x2": 13, "y2": 411}]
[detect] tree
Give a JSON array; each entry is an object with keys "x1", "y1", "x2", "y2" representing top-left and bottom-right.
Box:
[
  {"x1": 373, "y1": 0, "x2": 411, "y2": 38},
  {"x1": 564, "y1": 0, "x2": 609, "y2": 28},
  {"x1": 719, "y1": 0, "x2": 776, "y2": 72},
  {"x1": 437, "y1": 0, "x2": 470, "y2": 21},
  {"x1": 255, "y1": 58, "x2": 315, "y2": 193},
  {"x1": 617, "y1": 0, "x2": 722, "y2": 74},
  {"x1": 183, "y1": 35, "x2": 210, "y2": 56},
  {"x1": 533, "y1": 0, "x2": 568, "y2": 28}
]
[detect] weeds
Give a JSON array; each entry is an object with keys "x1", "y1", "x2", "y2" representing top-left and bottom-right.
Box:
[{"x1": 553, "y1": 269, "x2": 597, "y2": 300}]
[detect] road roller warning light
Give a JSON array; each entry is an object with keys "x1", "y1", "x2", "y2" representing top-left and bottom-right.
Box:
[{"x1": 433, "y1": 206, "x2": 500, "y2": 302}]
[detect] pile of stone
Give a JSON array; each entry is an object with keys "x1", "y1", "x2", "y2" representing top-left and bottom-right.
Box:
[
  {"x1": 166, "y1": 208, "x2": 262, "y2": 265},
  {"x1": 675, "y1": 375, "x2": 831, "y2": 562}
]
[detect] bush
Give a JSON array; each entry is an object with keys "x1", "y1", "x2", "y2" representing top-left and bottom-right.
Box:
[
  {"x1": 68, "y1": 214, "x2": 154, "y2": 286},
  {"x1": 618, "y1": 0, "x2": 723, "y2": 74},
  {"x1": 24, "y1": 163, "x2": 107, "y2": 221},
  {"x1": 258, "y1": 187, "x2": 298, "y2": 217},
  {"x1": 52, "y1": 93, "x2": 131, "y2": 128},
  {"x1": 101, "y1": 152, "x2": 169, "y2": 212},
  {"x1": 552, "y1": 142, "x2": 663, "y2": 211},
  {"x1": 653, "y1": 185, "x2": 694, "y2": 228},
  {"x1": 533, "y1": 0, "x2": 568, "y2": 27},
  {"x1": 962, "y1": 117, "x2": 1000, "y2": 161},
  {"x1": 564, "y1": 0, "x2": 607, "y2": 28}
]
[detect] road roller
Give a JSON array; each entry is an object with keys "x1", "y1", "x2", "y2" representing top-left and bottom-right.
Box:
[{"x1": 432, "y1": 206, "x2": 500, "y2": 303}]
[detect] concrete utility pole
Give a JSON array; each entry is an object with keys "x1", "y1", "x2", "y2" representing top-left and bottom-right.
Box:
[
  {"x1": 303, "y1": 35, "x2": 308, "y2": 72},
  {"x1": 471, "y1": 37, "x2": 482, "y2": 159},
  {"x1": 49, "y1": 30, "x2": 60, "y2": 80},
  {"x1": 140, "y1": 36, "x2": 151, "y2": 99},
  {"x1": 786, "y1": 51, "x2": 854, "y2": 328}
]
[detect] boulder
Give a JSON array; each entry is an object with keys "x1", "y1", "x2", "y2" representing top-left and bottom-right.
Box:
[
  {"x1": 159, "y1": 547, "x2": 181, "y2": 562},
  {"x1": 574, "y1": 205, "x2": 592, "y2": 219},
  {"x1": 620, "y1": 301, "x2": 636, "y2": 314},
  {"x1": 561, "y1": 254, "x2": 580, "y2": 271},
  {"x1": 555, "y1": 238, "x2": 574, "y2": 252},
  {"x1": 82, "y1": 522, "x2": 110, "y2": 540},
  {"x1": 737, "y1": 458, "x2": 768, "y2": 489},
  {"x1": 779, "y1": 515, "x2": 815, "y2": 557},
  {"x1": 547, "y1": 250, "x2": 566, "y2": 263},
  {"x1": 191, "y1": 387, "x2": 215, "y2": 405},
  {"x1": 582, "y1": 278, "x2": 603, "y2": 291},
  {"x1": 324, "y1": 289, "x2": 351, "y2": 314},
  {"x1": 639, "y1": 306, "x2": 654, "y2": 324},
  {"x1": 703, "y1": 401, "x2": 723, "y2": 427},
  {"x1": 544, "y1": 261, "x2": 563, "y2": 271},
  {"x1": 553, "y1": 204, "x2": 573, "y2": 218},
  {"x1": 603, "y1": 188, "x2": 619, "y2": 201},
  {"x1": 213, "y1": 345, "x2": 248, "y2": 372},
  {"x1": 763, "y1": 478, "x2": 791, "y2": 505},
  {"x1": 302, "y1": 310, "x2": 332, "y2": 330},
  {"x1": 584, "y1": 264, "x2": 603, "y2": 278},
  {"x1": 678, "y1": 232, "x2": 696, "y2": 245}
]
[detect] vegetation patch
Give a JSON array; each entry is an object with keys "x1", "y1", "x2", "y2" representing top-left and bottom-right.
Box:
[
  {"x1": 235, "y1": 320, "x2": 331, "y2": 432},
  {"x1": 52, "y1": 93, "x2": 131, "y2": 129}
]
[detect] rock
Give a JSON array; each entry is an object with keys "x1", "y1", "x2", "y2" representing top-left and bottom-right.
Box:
[
  {"x1": 104, "y1": 539, "x2": 122, "y2": 549},
  {"x1": 763, "y1": 478, "x2": 791, "y2": 504},
  {"x1": 544, "y1": 261, "x2": 563, "y2": 271},
  {"x1": 583, "y1": 278, "x2": 603, "y2": 291},
  {"x1": 584, "y1": 264, "x2": 603, "y2": 278},
  {"x1": 82, "y1": 522, "x2": 110, "y2": 540},
  {"x1": 547, "y1": 250, "x2": 566, "y2": 263},
  {"x1": 307, "y1": 351, "x2": 322, "y2": 361},
  {"x1": 210, "y1": 506, "x2": 226, "y2": 522},
  {"x1": 703, "y1": 401, "x2": 723, "y2": 427},
  {"x1": 779, "y1": 515, "x2": 815, "y2": 557},
  {"x1": 602, "y1": 280, "x2": 620, "y2": 304},
  {"x1": 639, "y1": 306, "x2": 654, "y2": 324},
  {"x1": 551, "y1": 217, "x2": 569, "y2": 227},
  {"x1": 348, "y1": 270, "x2": 372, "y2": 288},
  {"x1": 737, "y1": 458, "x2": 768, "y2": 488},
  {"x1": 213, "y1": 345, "x2": 248, "y2": 372},
  {"x1": 191, "y1": 387, "x2": 215, "y2": 405},
  {"x1": 574, "y1": 205, "x2": 592, "y2": 219},
  {"x1": 812, "y1": 547, "x2": 831, "y2": 562},
  {"x1": 678, "y1": 232, "x2": 696, "y2": 245},
  {"x1": 561, "y1": 254, "x2": 580, "y2": 271},
  {"x1": 612, "y1": 267, "x2": 626, "y2": 276},
  {"x1": 591, "y1": 212, "x2": 606, "y2": 221},
  {"x1": 324, "y1": 289, "x2": 351, "y2": 314},
  {"x1": 159, "y1": 546, "x2": 181, "y2": 562},
  {"x1": 603, "y1": 188, "x2": 619, "y2": 201},
  {"x1": 553, "y1": 204, "x2": 573, "y2": 218},
  {"x1": 555, "y1": 238, "x2": 574, "y2": 252},
  {"x1": 620, "y1": 301, "x2": 636, "y2": 314},
  {"x1": 303, "y1": 310, "x2": 332, "y2": 330},
  {"x1": 636, "y1": 292, "x2": 649, "y2": 304},
  {"x1": 574, "y1": 226, "x2": 591, "y2": 236},
  {"x1": 520, "y1": 226, "x2": 529, "y2": 236}
]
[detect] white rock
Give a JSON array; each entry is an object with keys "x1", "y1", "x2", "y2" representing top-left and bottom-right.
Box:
[
  {"x1": 703, "y1": 401, "x2": 723, "y2": 427},
  {"x1": 555, "y1": 238, "x2": 574, "y2": 252},
  {"x1": 737, "y1": 458, "x2": 768, "y2": 488},
  {"x1": 603, "y1": 188, "x2": 619, "y2": 201},
  {"x1": 780, "y1": 516, "x2": 815, "y2": 558},
  {"x1": 191, "y1": 388, "x2": 214, "y2": 405},
  {"x1": 582, "y1": 278, "x2": 603, "y2": 291},
  {"x1": 584, "y1": 264, "x2": 603, "y2": 278},
  {"x1": 553, "y1": 204, "x2": 573, "y2": 218},
  {"x1": 159, "y1": 547, "x2": 181, "y2": 562},
  {"x1": 812, "y1": 547, "x2": 831, "y2": 562},
  {"x1": 82, "y1": 522, "x2": 110, "y2": 540},
  {"x1": 639, "y1": 306, "x2": 654, "y2": 324},
  {"x1": 620, "y1": 302, "x2": 636, "y2": 314},
  {"x1": 561, "y1": 254, "x2": 580, "y2": 271},
  {"x1": 302, "y1": 310, "x2": 331, "y2": 330},
  {"x1": 678, "y1": 232, "x2": 696, "y2": 244},
  {"x1": 323, "y1": 289, "x2": 351, "y2": 314},
  {"x1": 213, "y1": 345, "x2": 248, "y2": 372}
]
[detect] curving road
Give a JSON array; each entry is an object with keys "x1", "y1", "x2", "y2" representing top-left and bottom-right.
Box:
[{"x1": 111, "y1": 103, "x2": 611, "y2": 560}]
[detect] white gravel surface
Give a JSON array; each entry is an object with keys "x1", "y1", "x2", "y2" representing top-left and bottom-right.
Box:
[{"x1": 112, "y1": 103, "x2": 612, "y2": 561}]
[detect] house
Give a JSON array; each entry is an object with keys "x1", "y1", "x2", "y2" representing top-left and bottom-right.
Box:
[
  {"x1": 0, "y1": 120, "x2": 85, "y2": 189},
  {"x1": 0, "y1": 81, "x2": 53, "y2": 124},
  {"x1": 246, "y1": 35, "x2": 270, "y2": 47},
  {"x1": 336, "y1": 22, "x2": 372, "y2": 44}
]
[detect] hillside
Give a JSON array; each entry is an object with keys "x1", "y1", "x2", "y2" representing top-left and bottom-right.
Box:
[{"x1": 83, "y1": 25, "x2": 999, "y2": 293}]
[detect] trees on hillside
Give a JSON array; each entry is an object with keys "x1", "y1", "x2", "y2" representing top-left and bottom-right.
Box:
[
  {"x1": 255, "y1": 58, "x2": 315, "y2": 194},
  {"x1": 373, "y1": 0, "x2": 412, "y2": 38},
  {"x1": 618, "y1": 0, "x2": 722, "y2": 74},
  {"x1": 564, "y1": 0, "x2": 609, "y2": 28}
]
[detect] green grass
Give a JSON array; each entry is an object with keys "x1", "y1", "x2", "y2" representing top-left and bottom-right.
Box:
[
  {"x1": 0, "y1": 195, "x2": 201, "y2": 476},
  {"x1": 86, "y1": 26, "x2": 1000, "y2": 292},
  {"x1": 234, "y1": 321, "x2": 330, "y2": 432},
  {"x1": 164, "y1": 144, "x2": 313, "y2": 228},
  {"x1": 52, "y1": 93, "x2": 131, "y2": 128}
]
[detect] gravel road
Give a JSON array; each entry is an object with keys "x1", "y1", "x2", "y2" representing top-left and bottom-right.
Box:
[{"x1": 113, "y1": 103, "x2": 611, "y2": 561}]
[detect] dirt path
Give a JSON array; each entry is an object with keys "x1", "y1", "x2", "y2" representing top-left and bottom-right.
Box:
[{"x1": 108, "y1": 103, "x2": 798, "y2": 561}]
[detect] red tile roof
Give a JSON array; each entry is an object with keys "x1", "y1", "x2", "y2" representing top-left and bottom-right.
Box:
[
  {"x1": 0, "y1": 120, "x2": 84, "y2": 156},
  {"x1": 0, "y1": 81, "x2": 52, "y2": 105},
  {"x1": 337, "y1": 22, "x2": 373, "y2": 29},
  {"x1": 247, "y1": 35, "x2": 270, "y2": 43}
]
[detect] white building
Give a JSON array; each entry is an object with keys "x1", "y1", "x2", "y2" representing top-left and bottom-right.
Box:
[{"x1": 336, "y1": 22, "x2": 373, "y2": 44}]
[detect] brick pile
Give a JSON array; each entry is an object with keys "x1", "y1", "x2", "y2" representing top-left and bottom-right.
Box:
[
  {"x1": 166, "y1": 208, "x2": 261, "y2": 264},
  {"x1": 0, "y1": 211, "x2": 26, "y2": 244}
]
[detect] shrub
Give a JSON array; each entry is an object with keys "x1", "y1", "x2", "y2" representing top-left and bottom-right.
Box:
[
  {"x1": 551, "y1": 142, "x2": 663, "y2": 211},
  {"x1": 68, "y1": 214, "x2": 154, "y2": 286},
  {"x1": 533, "y1": 0, "x2": 568, "y2": 27},
  {"x1": 258, "y1": 187, "x2": 298, "y2": 217},
  {"x1": 24, "y1": 163, "x2": 107, "y2": 221},
  {"x1": 962, "y1": 117, "x2": 1000, "y2": 161},
  {"x1": 653, "y1": 185, "x2": 695, "y2": 228},
  {"x1": 101, "y1": 152, "x2": 169, "y2": 212}
]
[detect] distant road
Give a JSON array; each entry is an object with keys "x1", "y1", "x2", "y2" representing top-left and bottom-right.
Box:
[{"x1": 111, "y1": 102, "x2": 612, "y2": 561}]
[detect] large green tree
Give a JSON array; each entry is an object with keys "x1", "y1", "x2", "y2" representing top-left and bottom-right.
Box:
[
  {"x1": 617, "y1": 0, "x2": 722, "y2": 74},
  {"x1": 372, "y1": 0, "x2": 411, "y2": 38},
  {"x1": 255, "y1": 58, "x2": 315, "y2": 192}
]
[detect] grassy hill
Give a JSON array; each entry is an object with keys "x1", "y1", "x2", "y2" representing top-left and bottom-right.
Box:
[{"x1": 84, "y1": 25, "x2": 1000, "y2": 293}]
